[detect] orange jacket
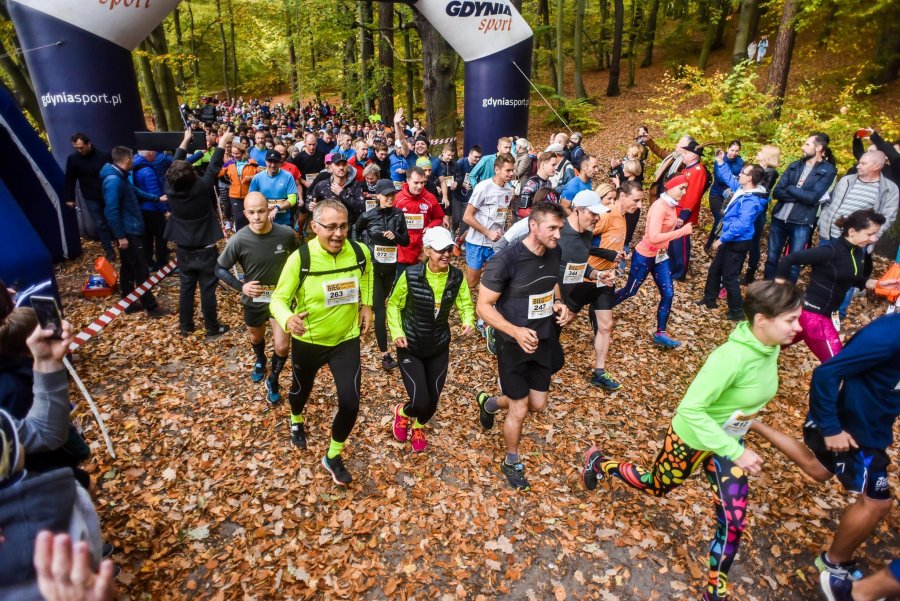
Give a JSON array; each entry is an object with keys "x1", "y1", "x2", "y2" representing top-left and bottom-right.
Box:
[{"x1": 219, "y1": 159, "x2": 261, "y2": 199}]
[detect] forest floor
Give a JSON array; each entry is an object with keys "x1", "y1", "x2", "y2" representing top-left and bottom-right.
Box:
[{"x1": 59, "y1": 39, "x2": 900, "y2": 601}]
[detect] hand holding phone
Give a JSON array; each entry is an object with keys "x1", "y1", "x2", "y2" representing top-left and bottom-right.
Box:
[{"x1": 30, "y1": 296, "x2": 63, "y2": 339}]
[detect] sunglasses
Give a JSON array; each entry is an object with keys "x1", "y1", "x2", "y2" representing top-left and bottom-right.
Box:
[{"x1": 430, "y1": 247, "x2": 453, "y2": 255}]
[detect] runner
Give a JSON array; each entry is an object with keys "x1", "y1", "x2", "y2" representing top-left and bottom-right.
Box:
[
  {"x1": 354, "y1": 179, "x2": 410, "y2": 370},
  {"x1": 248, "y1": 149, "x2": 300, "y2": 228},
  {"x1": 387, "y1": 227, "x2": 475, "y2": 452},
  {"x1": 748, "y1": 312, "x2": 900, "y2": 586},
  {"x1": 612, "y1": 174, "x2": 693, "y2": 348},
  {"x1": 820, "y1": 558, "x2": 900, "y2": 601},
  {"x1": 474, "y1": 202, "x2": 573, "y2": 490},
  {"x1": 774, "y1": 209, "x2": 885, "y2": 362},
  {"x1": 270, "y1": 200, "x2": 373, "y2": 485},
  {"x1": 582, "y1": 280, "x2": 805, "y2": 601},
  {"x1": 394, "y1": 166, "x2": 445, "y2": 277},
  {"x1": 216, "y1": 192, "x2": 299, "y2": 404}
]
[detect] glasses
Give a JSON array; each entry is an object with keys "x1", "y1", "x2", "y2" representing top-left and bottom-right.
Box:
[
  {"x1": 314, "y1": 221, "x2": 349, "y2": 232},
  {"x1": 430, "y1": 247, "x2": 453, "y2": 255}
]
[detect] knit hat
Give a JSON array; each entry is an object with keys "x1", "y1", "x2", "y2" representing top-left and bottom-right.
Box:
[
  {"x1": 664, "y1": 174, "x2": 688, "y2": 190},
  {"x1": 415, "y1": 156, "x2": 432, "y2": 169}
]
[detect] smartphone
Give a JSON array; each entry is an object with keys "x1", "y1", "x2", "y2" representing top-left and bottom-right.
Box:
[{"x1": 30, "y1": 295, "x2": 63, "y2": 339}]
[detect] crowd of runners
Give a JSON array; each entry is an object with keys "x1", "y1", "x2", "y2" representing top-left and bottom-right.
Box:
[{"x1": 2, "y1": 98, "x2": 900, "y2": 600}]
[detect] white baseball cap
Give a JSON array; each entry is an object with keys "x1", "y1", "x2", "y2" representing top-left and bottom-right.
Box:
[
  {"x1": 572, "y1": 190, "x2": 609, "y2": 215},
  {"x1": 422, "y1": 227, "x2": 456, "y2": 250}
]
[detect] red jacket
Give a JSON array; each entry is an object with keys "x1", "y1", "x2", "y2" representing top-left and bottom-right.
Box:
[
  {"x1": 678, "y1": 161, "x2": 710, "y2": 226},
  {"x1": 394, "y1": 184, "x2": 444, "y2": 264},
  {"x1": 347, "y1": 155, "x2": 373, "y2": 183}
]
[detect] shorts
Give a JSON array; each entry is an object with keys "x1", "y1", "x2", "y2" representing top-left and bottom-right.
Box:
[
  {"x1": 465, "y1": 242, "x2": 495, "y2": 270},
  {"x1": 591, "y1": 286, "x2": 615, "y2": 311},
  {"x1": 804, "y1": 420, "x2": 892, "y2": 500},
  {"x1": 497, "y1": 337, "x2": 553, "y2": 400},
  {"x1": 243, "y1": 301, "x2": 273, "y2": 328}
]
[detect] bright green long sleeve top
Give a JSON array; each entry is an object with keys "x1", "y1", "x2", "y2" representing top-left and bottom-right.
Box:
[
  {"x1": 671, "y1": 321, "x2": 780, "y2": 460},
  {"x1": 270, "y1": 238, "x2": 373, "y2": 346},
  {"x1": 387, "y1": 265, "x2": 476, "y2": 342}
]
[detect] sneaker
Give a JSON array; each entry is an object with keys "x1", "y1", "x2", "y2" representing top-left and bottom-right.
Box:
[
  {"x1": 146, "y1": 305, "x2": 169, "y2": 319},
  {"x1": 205, "y1": 323, "x2": 230, "y2": 337},
  {"x1": 741, "y1": 273, "x2": 755, "y2": 286},
  {"x1": 652, "y1": 331, "x2": 681, "y2": 349},
  {"x1": 582, "y1": 447, "x2": 605, "y2": 491},
  {"x1": 265, "y1": 378, "x2": 281, "y2": 405},
  {"x1": 476, "y1": 319, "x2": 487, "y2": 338},
  {"x1": 694, "y1": 299, "x2": 717, "y2": 309},
  {"x1": 815, "y1": 552, "x2": 864, "y2": 582},
  {"x1": 104, "y1": 252, "x2": 117, "y2": 264},
  {"x1": 321, "y1": 454, "x2": 352, "y2": 486},
  {"x1": 476, "y1": 391, "x2": 495, "y2": 430},
  {"x1": 250, "y1": 362, "x2": 266, "y2": 383},
  {"x1": 410, "y1": 428, "x2": 428, "y2": 453},
  {"x1": 392, "y1": 403, "x2": 410, "y2": 442},
  {"x1": 179, "y1": 324, "x2": 196, "y2": 336},
  {"x1": 123, "y1": 302, "x2": 144, "y2": 315},
  {"x1": 819, "y1": 571, "x2": 853, "y2": 601},
  {"x1": 289, "y1": 421, "x2": 306, "y2": 449},
  {"x1": 500, "y1": 460, "x2": 530, "y2": 490},
  {"x1": 726, "y1": 310, "x2": 744, "y2": 322},
  {"x1": 485, "y1": 326, "x2": 497, "y2": 355},
  {"x1": 381, "y1": 353, "x2": 398, "y2": 371},
  {"x1": 590, "y1": 370, "x2": 622, "y2": 391}
]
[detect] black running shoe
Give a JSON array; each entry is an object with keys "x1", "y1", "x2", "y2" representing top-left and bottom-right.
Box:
[
  {"x1": 289, "y1": 421, "x2": 306, "y2": 449},
  {"x1": 582, "y1": 446, "x2": 606, "y2": 491},
  {"x1": 381, "y1": 353, "x2": 399, "y2": 371},
  {"x1": 476, "y1": 391, "x2": 495, "y2": 430},
  {"x1": 485, "y1": 326, "x2": 497, "y2": 355},
  {"x1": 500, "y1": 460, "x2": 530, "y2": 490},
  {"x1": 321, "y1": 454, "x2": 352, "y2": 486}
]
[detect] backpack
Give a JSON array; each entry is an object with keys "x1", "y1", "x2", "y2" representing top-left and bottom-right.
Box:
[{"x1": 289, "y1": 240, "x2": 367, "y2": 309}]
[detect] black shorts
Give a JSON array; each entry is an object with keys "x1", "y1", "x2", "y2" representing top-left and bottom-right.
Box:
[
  {"x1": 497, "y1": 337, "x2": 553, "y2": 400},
  {"x1": 590, "y1": 286, "x2": 615, "y2": 311},
  {"x1": 243, "y1": 301, "x2": 272, "y2": 328},
  {"x1": 803, "y1": 420, "x2": 892, "y2": 501},
  {"x1": 563, "y1": 282, "x2": 607, "y2": 313}
]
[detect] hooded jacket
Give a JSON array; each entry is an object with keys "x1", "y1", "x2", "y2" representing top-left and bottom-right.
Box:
[
  {"x1": 101, "y1": 163, "x2": 159, "y2": 239},
  {"x1": 132, "y1": 154, "x2": 170, "y2": 213},
  {"x1": 718, "y1": 185, "x2": 768, "y2": 243}
]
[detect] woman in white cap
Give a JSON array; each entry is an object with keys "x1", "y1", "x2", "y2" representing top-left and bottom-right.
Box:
[{"x1": 387, "y1": 227, "x2": 475, "y2": 452}]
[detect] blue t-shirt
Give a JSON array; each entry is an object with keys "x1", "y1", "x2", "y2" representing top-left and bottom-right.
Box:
[
  {"x1": 249, "y1": 146, "x2": 268, "y2": 166},
  {"x1": 248, "y1": 170, "x2": 298, "y2": 226},
  {"x1": 560, "y1": 176, "x2": 591, "y2": 201}
]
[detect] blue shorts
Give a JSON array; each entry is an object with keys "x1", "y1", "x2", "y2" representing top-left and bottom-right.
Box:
[
  {"x1": 465, "y1": 243, "x2": 495, "y2": 270},
  {"x1": 804, "y1": 420, "x2": 891, "y2": 501}
]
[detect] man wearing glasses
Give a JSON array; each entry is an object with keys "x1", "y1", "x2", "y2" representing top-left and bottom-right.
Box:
[
  {"x1": 270, "y1": 200, "x2": 373, "y2": 486},
  {"x1": 248, "y1": 149, "x2": 300, "y2": 228},
  {"x1": 697, "y1": 157, "x2": 769, "y2": 321}
]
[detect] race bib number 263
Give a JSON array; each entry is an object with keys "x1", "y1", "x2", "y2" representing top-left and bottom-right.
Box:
[{"x1": 323, "y1": 277, "x2": 359, "y2": 307}]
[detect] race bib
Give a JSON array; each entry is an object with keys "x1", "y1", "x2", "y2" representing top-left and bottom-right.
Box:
[
  {"x1": 831, "y1": 311, "x2": 841, "y2": 333},
  {"x1": 721, "y1": 410, "x2": 758, "y2": 438},
  {"x1": 527, "y1": 291, "x2": 555, "y2": 320},
  {"x1": 563, "y1": 262, "x2": 587, "y2": 284},
  {"x1": 304, "y1": 174, "x2": 317, "y2": 185},
  {"x1": 373, "y1": 245, "x2": 397, "y2": 264},
  {"x1": 323, "y1": 277, "x2": 359, "y2": 307},
  {"x1": 434, "y1": 299, "x2": 442, "y2": 318},
  {"x1": 252, "y1": 286, "x2": 274, "y2": 303},
  {"x1": 494, "y1": 206, "x2": 509, "y2": 224},
  {"x1": 405, "y1": 213, "x2": 425, "y2": 230},
  {"x1": 365, "y1": 197, "x2": 378, "y2": 211},
  {"x1": 655, "y1": 249, "x2": 669, "y2": 264}
]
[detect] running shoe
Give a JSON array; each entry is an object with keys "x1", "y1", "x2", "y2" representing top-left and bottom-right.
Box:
[
  {"x1": 476, "y1": 319, "x2": 487, "y2": 338},
  {"x1": 392, "y1": 403, "x2": 410, "y2": 442},
  {"x1": 590, "y1": 370, "x2": 622, "y2": 391},
  {"x1": 250, "y1": 362, "x2": 266, "y2": 383},
  {"x1": 815, "y1": 552, "x2": 864, "y2": 582},
  {"x1": 726, "y1": 310, "x2": 745, "y2": 322},
  {"x1": 500, "y1": 460, "x2": 530, "y2": 490},
  {"x1": 289, "y1": 421, "x2": 307, "y2": 449},
  {"x1": 652, "y1": 331, "x2": 682, "y2": 349},
  {"x1": 265, "y1": 378, "x2": 281, "y2": 405},
  {"x1": 321, "y1": 454, "x2": 352, "y2": 486},
  {"x1": 819, "y1": 572, "x2": 853, "y2": 601},
  {"x1": 381, "y1": 353, "x2": 399, "y2": 371},
  {"x1": 205, "y1": 323, "x2": 231, "y2": 337},
  {"x1": 485, "y1": 326, "x2": 497, "y2": 355},
  {"x1": 476, "y1": 391, "x2": 495, "y2": 430},
  {"x1": 410, "y1": 428, "x2": 428, "y2": 453},
  {"x1": 582, "y1": 447, "x2": 606, "y2": 491},
  {"x1": 694, "y1": 299, "x2": 717, "y2": 309}
]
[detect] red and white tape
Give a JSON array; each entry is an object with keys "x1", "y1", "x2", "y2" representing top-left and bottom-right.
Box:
[
  {"x1": 429, "y1": 137, "x2": 456, "y2": 147},
  {"x1": 69, "y1": 260, "x2": 177, "y2": 351}
]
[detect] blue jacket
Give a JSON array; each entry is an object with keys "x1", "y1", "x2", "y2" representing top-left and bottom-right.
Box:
[
  {"x1": 710, "y1": 155, "x2": 743, "y2": 198},
  {"x1": 772, "y1": 159, "x2": 837, "y2": 226},
  {"x1": 718, "y1": 186, "x2": 768, "y2": 243},
  {"x1": 131, "y1": 155, "x2": 169, "y2": 213},
  {"x1": 808, "y1": 313, "x2": 900, "y2": 448},
  {"x1": 389, "y1": 151, "x2": 408, "y2": 182},
  {"x1": 101, "y1": 163, "x2": 158, "y2": 239}
]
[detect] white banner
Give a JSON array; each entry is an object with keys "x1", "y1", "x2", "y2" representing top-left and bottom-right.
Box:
[{"x1": 413, "y1": 0, "x2": 532, "y2": 62}]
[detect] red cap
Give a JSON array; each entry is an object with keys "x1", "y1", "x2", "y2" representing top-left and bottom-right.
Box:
[{"x1": 664, "y1": 174, "x2": 688, "y2": 191}]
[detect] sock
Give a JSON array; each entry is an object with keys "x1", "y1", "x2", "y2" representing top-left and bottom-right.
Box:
[
  {"x1": 290, "y1": 413, "x2": 304, "y2": 425},
  {"x1": 505, "y1": 453, "x2": 519, "y2": 466},
  {"x1": 327, "y1": 439, "x2": 345, "y2": 459},
  {"x1": 399, "y1": 405, "x2": 410, "y2": 418},
  {"x1": 412, "y1": 419, "x2": 424, "y2": 429},
  {"x1": 252, "y1": 341, "x2": 266, "y2": 365},
  {"x1": 484, "y1": 396, "x2": 499, "y2": 414},
  {"x1": 270, "y1": 352, "x2": 287, "y2": 377},
  {"x1": 593, "y1": 368, "x2": 606, "y2": 375}
]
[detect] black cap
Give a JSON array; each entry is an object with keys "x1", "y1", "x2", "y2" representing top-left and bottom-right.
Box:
[
  {"x1": 265, "y1": 149, "x2": 282, "y2": 163},
  {"x1": 683, "y1": 140, "x2": 705, "y2": 157},
  {"x1": 374, "y1": 179, "x2": 397, "y2": 196}
]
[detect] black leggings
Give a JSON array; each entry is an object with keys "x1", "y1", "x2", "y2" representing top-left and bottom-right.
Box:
[
  {"x1": 288, "y1": 336, "x2": 361, "y2": 443},
  {"x1": 398, "y1": 348, "x2": 449, "y2": 425},
  {"x1": 372, "y1": 265, "x2": 396, "y2": 352}
]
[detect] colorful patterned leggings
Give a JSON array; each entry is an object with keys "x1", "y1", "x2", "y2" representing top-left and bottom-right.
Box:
[{"x1": 594, "y1": 425, "x2": 748, "y2": 600}]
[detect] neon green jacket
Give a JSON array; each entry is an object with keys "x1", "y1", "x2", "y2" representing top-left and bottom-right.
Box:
[
  {"x1": 270, "y1": 238, "x2": 373, "y2": 346},
  {"x1": 671, "y1": 321, "x2": 780, "y2": 460},
  {"x1": 387, "y1": 264, "x2": 476, "y2": 341}
]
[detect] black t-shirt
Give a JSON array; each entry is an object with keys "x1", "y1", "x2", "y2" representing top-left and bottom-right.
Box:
[
  {"x1": 294, "y1": 150, "x2": 326, "y2": 181},
  {"x1": 557, "y1": 220, "x2": 593, "y2": 289},
  {"x1": 481, "y1": 242, "x2": 561, "y2": 340}
]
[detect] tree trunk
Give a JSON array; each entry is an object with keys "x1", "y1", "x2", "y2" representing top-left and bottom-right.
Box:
[
  {"x1": 343, "y1": 37, "x2": 357, "y2": 106},
  {"x1": 186, "y1": 0, "x2": 200, "y2": 88},
  {"x1": 574, "y1": 0, "x2": 587, "y2": 97},
  {"x1": 606, "y1": 0, "x2": 624, "y2": 96},
  {"x1": 870, "y1": 11, "x2": 900, "y2": 84},
  {"x1": 136, "y1": 42, "x2": 167, "y2": 131},
  {"x1": 171, "y1": 7, "x2": 186, "y2": 91},
  {"x1": 378, "y1": 2, "x2": 395, "y2": 119},
  {"x1": 698, "y1": 0, "x2": 723, "y2": 70},
  {"x1": 712, "y1": 0, "x2": 731, "y2": 51},
  {"x1": 732, "y1": 0, "x2": 756, "y2": 64},
  {"x1": 539, "y1": 0, "x2": 556, "y2": 81},
  {"x1": 0, "y1": 34, "x2": 44, "y2": 131},
  {"x1": 640, "y1": 0, "x2": 660, "y2": 67},
  {"x1": 227, "y1": 0, "x2": 238, "y2": 92},
  {"x1": 359, "y1": 0, "x2": 375, "y2": 114},
  {"x1": 555, "y1": 0, "x2": 564, "y2": 94},
  {"x1": 147, "y1": 24, "x2": 181, "y2": 129},
  {"x1": 766, "y1": 0, "x2": 798, "y2": 116},
  {"x1": 749, "y1": 0, "x2": 763, "y2": 41},
  {"x1": 626, "y1": 0, "x2": 641, "y2": 87},
  {"x1": 599, "y1": 0, "x2": 610, "y2": 69},
  {"x1": 401, "y1": 13, "x2": 415, "y2": 112},
  {"x1": 215, "y1": 0, "x2": 230, "y2": 101},
  {"x1": 412, "y1": 11, "x2": 458, "y2": 139}
]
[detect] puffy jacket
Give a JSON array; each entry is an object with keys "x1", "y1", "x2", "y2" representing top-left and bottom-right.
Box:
[
  {"x1": 132, "y1": 155, "x2": 169, "y2": 213},
  {"x1": 718, "y1": 186, "x2": 768, "y2": 243},
  {"x1": 219, "y1": 159, "x2": 261, "y2": 199},
  {"x1": 771, "y1": 159, "x2": 837, "y2": 226},
  {"x1": 817, "y1": 173, "x2": 898, "y2": 242},
  {"x1": 400, "y1": 263, "x2": 464, "y2": 357},
  {"x1": 101, "y1": 163, "x2": 158, "y2": 238},
  {"x1": 389, "y1": 151, "x2": 408, "y2": 182}
]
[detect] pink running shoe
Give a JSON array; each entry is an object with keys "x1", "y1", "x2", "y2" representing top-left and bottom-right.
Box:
[
  {"x1": 392, "y1": 403, "x2": 410, "y2": 442},
  {"x1": 410, "y1": 428, "x2": 428, "y2": 453}
]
